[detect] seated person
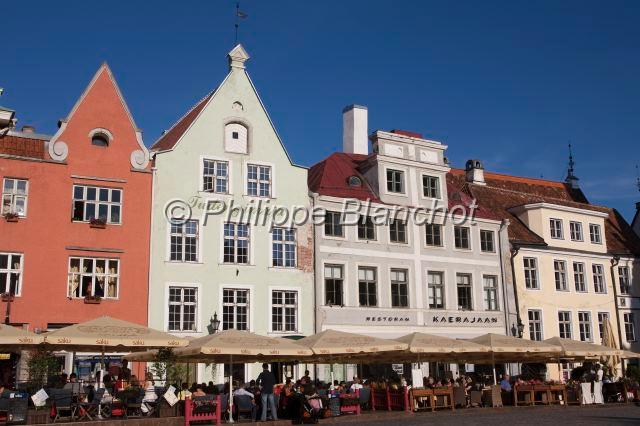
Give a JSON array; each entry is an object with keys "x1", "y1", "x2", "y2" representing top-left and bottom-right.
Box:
[
  {"x1": 234, "y1": 381, "x2": 254, "y2": 399},
  {"x1": 192, "y1": 385, "x2": 207, "y2": 397},
  {"x1": 63, "y1": 373, "x2": 83, "y2": 394},
  {"x1": 500, "y1": 374, "x2": 512, "y2": 392},
  {"x1": 178, "y1": 383, "x2": 192, "y2": 401},
  {"x1": 349, "y1": 377, "x2": 363, "y2": 393}
]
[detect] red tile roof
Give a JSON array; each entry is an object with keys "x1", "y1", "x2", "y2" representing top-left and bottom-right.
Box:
[
  {"x1": 449, "y1": 168, "x2": 640, "y2": 255},
  {"x1": 0, "y1": 133, "x2": 47, "y2": 159},
  {"x1": 150, "y1": 92, "x2": 213, "y2": 152},
  {"x1": 308, "y1": 152, "x2": 499, "y2": 221}
]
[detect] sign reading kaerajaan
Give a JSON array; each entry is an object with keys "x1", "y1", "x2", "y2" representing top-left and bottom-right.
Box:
[{"x1": 425, "y1": 312, "x2": 503, "y2": 327}]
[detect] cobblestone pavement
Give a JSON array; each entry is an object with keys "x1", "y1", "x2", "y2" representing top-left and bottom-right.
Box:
[{"x1": 309, "y1": 404, "x2": 640, "y2": 426}]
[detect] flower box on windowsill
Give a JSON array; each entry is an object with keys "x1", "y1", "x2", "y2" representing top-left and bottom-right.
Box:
[
  {"x1": 84, "y1": 296, "x2": 102, "y2": 304},
  {"x1": 89, "y1": 218, "x2": 107, "y2": 229},
  {"x1": 4, "y1": 213, "x2": 19, "y2": 222}
]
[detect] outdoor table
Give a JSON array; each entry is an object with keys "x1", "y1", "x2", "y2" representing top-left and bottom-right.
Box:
[
  {"x1": 514, "y1": 384, "x2": 534, "y2": 406},
  {"x1": 533, "y1": 385, "x2": 550, "y2": 405},
  {"x1": 432, "y1": 387, "x2": 454, "y2": 411},
  {"x1": 409, "y1": 388, "x2": 434, "y2": 412},
  {"x1": 547, "y1": 384, "x2": 567, "y2": 405}
]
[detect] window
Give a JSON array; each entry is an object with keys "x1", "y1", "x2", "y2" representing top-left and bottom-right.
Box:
[
  {"x1": 72, "y1": 185, "x2": 122, "y2": 224},
  {"x1": 170, "y1": 220, "x2": 198, "y2": 262},
  {"x1": 592, "y1": 264, "x2": 606, "y2": 294},
  {"x1": 427, "y1": 271, "x2": 444, "y2": 309},
  {"x1": 272, "y1": 228, "x2": 296, "y2": 267},
  {"x1": 523, "y1": 257, "x2": 539, "y2": 289},
  {"x1": 480, "y1": 230, "x2": 495, "y2": 253},
  {"x1": 324, "y1": 211, "x2": 343, "y2": 237},
  {"x1": 67, "y1": 257, "x2": 119, "y2": 299},
  {"x1": 618, "y1": 266, "x2": 630, "y2": 295},
  {"x1": 357, "y1": 216, "x2": 376, "y2": 240},
  {"x1": 223, "y1": 223, "x2": 250, "y2": 264},
  {"x1": 597, "y1": 312, "x2": 609, "y2": 340},
  {"x1": 224, "y1": 122, "x2": 248, "y2": 153},
  {"x1": 2, "y1": 178, "x2": 28, "y2": 216},
  {"x1": 456, "y1": 273, "x2": 473, "y2": 310},
  {"x1": 91, "y1": 134, "x2": 109, "y2": 147},
  {"x1": 624, "y1": 313, "x2": 636, "y2": 342},
  {"x1": 554, "y1": 260, "x2": 568, "y2": 291},
  {"x1": 389, "y1": 219, "x2": 407, "y2": 244},
  {"x1": 425, "y1": 224, "x2": 443, "y2": 247},
  {"x1": 247, "y1": 164, "x2": 271, "y2": 197},
  {"x1": 528, "y1": 310, "x2": 543, "y2": 341},
  {"x1": 222, "y1": 288, "x2": 249, "y2": 330},
  {"x1": 0, "y1": 253, "x2": 22, "y2": 295},
  {"x1": 558, "y1": 311, "x2": 572, "y2": 339},
  {"x1": 573, "y1": 262, "x2": 586, "y2": 292},
  {"x1": 324, "y1": 264, "x2": 343, "y2": 306},
  {"x1": 272, "y1": 290, "x2": 298, "y2": 333},
  {"x1": 168, "y1": 287, "x2": 197, "y2": 332},
  {"x1": 483, "y1": 275, "x2": 499, "y2": 311},
  {"x1": 202, "y1": 159, "x2": 229, "y2": 193},
  {"x1": 454, "y1": 226, "x2": 470, "y2": 250},
  {"x1": 391, "y1": 269, "x2": 409, "y2": 307},
  {"x1": 358, "y1": 267, "x2": 377, "y2": 307},
  {"x1": 386, "y1": 169, "x2": 404, "y2": 193},
  {"x1": 578, "y1": 311, "x2": 592, "y2": 342},
  {"x1": 422, "y1": 175, "x2": 440, "y2": 198},
  {"x1": 569, "y1": 221, "x2": 583, "y2": 241},
  {"x1": 550, "y1": 218, "x2": 563, "y2": 239},
  {"x1": 589, "y1": 224, "x2": 602, "y2": 244}
]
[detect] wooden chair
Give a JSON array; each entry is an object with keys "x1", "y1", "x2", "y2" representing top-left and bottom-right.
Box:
[
  {"x1": 51, "y1": 389, "x2": 76, "y2": 422},
  {"x1": 453, "y1": 387, "x2": 467, "y2": 408},
  {"x1": 233, "y1": 395, "x2": 256, "y2": 421}
]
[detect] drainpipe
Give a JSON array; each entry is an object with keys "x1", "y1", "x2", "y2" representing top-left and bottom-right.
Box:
[
  {"x1": 509, "y1": 245, "x2": 523, "y2": 338},
  {"x1": 309, "y1": 191, "x2": 319, "y2": 380},
  {"x1": 609, "y1": 255, "x2": 625, "y2": 376}
]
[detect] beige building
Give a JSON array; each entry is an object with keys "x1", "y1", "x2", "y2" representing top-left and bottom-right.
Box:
[{"x1": 453, "y1": 162, "x2": 640, "y2": 377}]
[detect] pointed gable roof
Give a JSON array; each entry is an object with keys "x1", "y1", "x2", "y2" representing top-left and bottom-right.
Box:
[{"x1": 150, "y1": 91, "x2": 214, "y2": 152}]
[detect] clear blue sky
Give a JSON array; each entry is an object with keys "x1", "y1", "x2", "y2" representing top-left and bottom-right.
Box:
[{"x1": 3, "y1": 1, "x2": 640, "y2": 219}]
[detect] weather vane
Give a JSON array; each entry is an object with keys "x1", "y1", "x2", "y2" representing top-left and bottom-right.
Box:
[{"x1": 235, "y1": 2, "x2": 248, "y2": 44}]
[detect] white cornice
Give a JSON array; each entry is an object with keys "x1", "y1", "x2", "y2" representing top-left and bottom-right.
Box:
[{"x1": 509, "y1": 202, "x2": 609, "y2": 219}]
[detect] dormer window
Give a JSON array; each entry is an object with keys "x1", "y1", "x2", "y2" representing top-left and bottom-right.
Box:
[
  {"x1": 225, "y1": 122, "x2": 248, "y2": 154},
  {"x1": 348, "y1": 176, "x2": 362, "y2": 187},
  {"x1": 88, "y1": 128, "x2": 113, "y2": 147}
]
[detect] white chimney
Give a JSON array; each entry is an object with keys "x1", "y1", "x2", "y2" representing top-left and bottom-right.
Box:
[
  {"x1": 465, "y1": 159, "x2": 486, "y2": 185},
  {"x1": 343, "y1": 105, "x2": 368, "y2": 155}
]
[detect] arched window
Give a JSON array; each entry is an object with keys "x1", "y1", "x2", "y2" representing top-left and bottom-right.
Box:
[
  {"x1": 89, "y1": 128, "x2": 113, "y2": 147},
  {"x1": 224, "y1": 122, "x2": 248, "y2": 154}
]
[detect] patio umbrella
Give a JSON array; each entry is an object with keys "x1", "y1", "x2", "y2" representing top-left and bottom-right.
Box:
[
  {"x1": 601, "y1": 319, "x2": 621, "y2": 376},
  {"x1": 396, "y1": 332, "x2": 489, "y2": 356},
  {"x1": 468, "y1": 333, "x2": 561, "y2": 384},
  {"x1": 173, "y1": 329, "x2": 313, "y2": 424},
  {"x1": 0, "y1": 323, "x2": 45, "y2": 349},
  {"x1": 543, "y1": 336, "x2": 621, "y2": 358}
]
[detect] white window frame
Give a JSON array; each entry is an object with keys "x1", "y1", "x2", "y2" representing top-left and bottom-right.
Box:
[
  {"x1": 558, "y1": 310, "x2": 572, "y2": 339},
  {"x1": 271, "y1": 227, "x2": 297, "y2": 268},
  {"x1": 549, "y1": 218, "x2": 564, "y2": 239},
  {"x1": 67, "y1": 256, "x2": 120, "y2": 299},
  {"x1": 201, "y1": 157, "x2": 230, "y2": 194},
  {"x1": 390, "y1": 268, "x2": 409, "y2": 308},
  {"x1": 592, "y1": 264, "x2": 606, "y2": 294},
  {"x1": 167, "y1": 286, "x2": 198, "y2": 332},
  {"x1": 222, "y1": 287, "x2": 251, "y2": 331},
  {"x1": 168, "y1": 220, "x2": 199, "y2": 262},
  {"x1": 573, "y1": 262, "x2": 587, "y2": 293},
  {"x1": 357, "y1": 216, "x2": 377, "y2": 241},
  {"x1": 2, "y1": 178, "x2": 28, "y2": 217},
  {"x1": 427, "y1": 270, "x2": 445, "y2": 309},
  {"x1": 480, "y1": 229, "x2": 495, "y2": 253},
  {"x1": 578, "y1": 311, "x2": 593, "y2": 342},
  {"x1": 454, "y1": 226, "x2": 471, "y2": 250},
  {"x1": 324, "y1": 211, "x2": 344, "y2": 238},
  {"x1": 246, "y1": 162, "x2": 273, "y2": 198},
  {"x1": 618, "y1": 266, "x2": 630, "y2": 295},
  {"x1": 624, "y1": 313, "x2": 636, "y2": 342},
  {"x1": 456, "y1": 273, "x2": 473, "y2": 311},
  {"x1": 385, "y1": 168, "x2": 405, "y2": 194},
  {"x1": 597, "y1": 311, "x2": 610, "y2": 341},
  {"x1": 528, "y1": 309, "x2": 543, "y2": 341},
  {"x1": 358, "y1": 266, "x2": 378, "y2": 307},
  {"x1": 324, "y1": 263, "x2": 345, "y2": 306},
  {"x1": 569, "y1": 221, "x2": 583, "y2": 242},
  {"x1": 421, "y1": 174, "x2": 441, "y2": 199},
  {"x1": 72, "y1": 184, "x2": 123, "y2": 224},
  {"x1": 0, "y1": 252, "x2": 23, "y2": 296},
  {"x1": 388, "y1": 218, "x2": 408, "y2": 244},
  {"x1": 270, "y1": 288, "x2": 299, "y2": 334},
  {"x1": 589, "y1": 223, "x2": 602, "y2": 244},
  {"x1": 223, "y1": 222, "x2": 251, "y2": 264},
  {"x1": 523, "y1": 257, "x2": 539, "y2": 290},
  {"x1": 425, "y1": 223, "x2": 444, "y2": 247},
  {"x1": 554, "y1": 260, "x2": 568, "y2": 292},
  {"x1": 483, "y1": 275, "x2": 499, "y2": 311}
]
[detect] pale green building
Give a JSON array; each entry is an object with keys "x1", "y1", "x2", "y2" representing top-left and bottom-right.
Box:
[{"x1": 148, "y1": 45, "x2": 314, "y2": 383}]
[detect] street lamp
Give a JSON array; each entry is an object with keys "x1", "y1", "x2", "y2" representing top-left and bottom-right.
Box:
[
  {"x1": 208, "y1": 312, "x2": 221, "y2": 335},
  {"x1": 517, "y1": 319, "x2": 525, "y2": 338}
]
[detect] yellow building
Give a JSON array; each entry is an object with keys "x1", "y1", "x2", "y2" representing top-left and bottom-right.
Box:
[{"x1": 451, "y1": 161, "x2": 640, "y2": 379}]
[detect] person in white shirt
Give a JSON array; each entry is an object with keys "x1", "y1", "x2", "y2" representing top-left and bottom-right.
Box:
[
  {"x1": 595, "y1": 364, "x2": 604, "y2": 382},
  {"x1": 233, "y1": 382, "x2": 255, "y2": 399},
  {"x1": 349, "y1": 377, "x2": 363, "y2": 393}
]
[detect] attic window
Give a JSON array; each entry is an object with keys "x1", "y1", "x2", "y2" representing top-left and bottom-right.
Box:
[
  {"x1": 348, "y1": 176, "x2": 362, "y2": 187},
  {"x1": 91, "y1": 134, "x2": 109, "y2": 147},
  {"x1": 224, "y1": 122, "x2": 248, "y2": 154},
  {"x1": 232, "y1": 131, "x2": 239, "y2": 140}
]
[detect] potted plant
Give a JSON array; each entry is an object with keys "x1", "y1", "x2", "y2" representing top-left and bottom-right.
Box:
[
  {"x1": 84, "y1": 295, "x2": 102, "y2": 304},
  {"x1": 89, "y1": 218, "x2": 107, "y2": 229},
  {"x1": 25, "y1": 349, "x2": 58, "y2": 424},
  {"x1": 4, "y1": 212, "x2": 19, "y2": 222}
]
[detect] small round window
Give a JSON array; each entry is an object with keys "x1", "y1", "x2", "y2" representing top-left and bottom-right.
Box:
[
  {"x1": 347, "y1": 176, "x2": 362, "y2": 187},
  {"x1": 91, "y1": 134, "x2": 109, "y2": 147}
]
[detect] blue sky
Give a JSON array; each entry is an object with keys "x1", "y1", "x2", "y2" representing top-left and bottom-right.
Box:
[{"x1": 3, "y1": 1, "x2": 640, "y2": 219}]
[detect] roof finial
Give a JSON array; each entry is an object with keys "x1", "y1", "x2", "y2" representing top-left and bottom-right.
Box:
[
  {"x1": 234, "y1": 2, "x2": 248, "y2": 45},
  {"x1": 565, "y1": 142, "x2": 580, "y2": 189}
]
